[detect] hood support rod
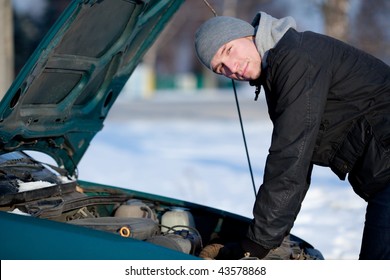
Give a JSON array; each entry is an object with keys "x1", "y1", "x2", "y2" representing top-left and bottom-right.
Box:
[{"x1": 232, "y1": 79, "x2": 257, "y2": 197}]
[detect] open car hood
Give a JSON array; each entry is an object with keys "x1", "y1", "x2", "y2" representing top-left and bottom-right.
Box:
[{"x1": 0, "y1": 0, "x2": 184, "y2": 176}]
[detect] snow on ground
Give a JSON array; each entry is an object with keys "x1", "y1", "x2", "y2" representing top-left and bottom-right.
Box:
[{"x1": 77, "y1": 90, "x2": 367, "y2": 260}]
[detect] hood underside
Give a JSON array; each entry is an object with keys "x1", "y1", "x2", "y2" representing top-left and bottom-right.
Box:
[{"x1": 0, "y1": 0, "x2": 184, "y2": 176}]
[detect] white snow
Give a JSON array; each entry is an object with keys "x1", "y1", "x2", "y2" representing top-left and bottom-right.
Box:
[{"x1": 17, "y1": 180, "x2": 54, "y2": 192}]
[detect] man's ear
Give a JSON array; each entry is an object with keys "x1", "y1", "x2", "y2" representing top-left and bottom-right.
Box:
[{"x1": 246, "y1": 36, "x2": 256, "y2": 43}]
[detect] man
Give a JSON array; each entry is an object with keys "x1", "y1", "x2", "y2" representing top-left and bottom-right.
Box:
[{"x1": 195, "y1": 12, "x2": 390, "y2": 260}]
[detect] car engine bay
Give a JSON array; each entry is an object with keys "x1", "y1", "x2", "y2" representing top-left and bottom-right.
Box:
[{"x1": 0, "y1": 151, "x2": 323, "y2": 260}]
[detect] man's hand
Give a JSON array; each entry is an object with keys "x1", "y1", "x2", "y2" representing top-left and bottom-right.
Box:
[
  {"x1": 216, "y1": 242, "x2": 246, "y2": 259},
  {"x1": 241, "y1": 238, "x2": 270, "y2": 259},
  {"x1": 199, "y1": 242, "x2": 244, "y2": 260},
  {"x1": 199, "y1": 238, "x2": 270, "y2": 260}
]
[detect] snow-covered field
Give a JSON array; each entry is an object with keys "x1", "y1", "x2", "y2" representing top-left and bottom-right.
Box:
[{"x1": 77, "y1": 89, "x2": 367, "y2": 260}]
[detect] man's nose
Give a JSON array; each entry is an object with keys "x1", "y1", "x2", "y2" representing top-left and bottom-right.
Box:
[{"x1": 224, "y1": 60, "x2": 238, "y2": 75}]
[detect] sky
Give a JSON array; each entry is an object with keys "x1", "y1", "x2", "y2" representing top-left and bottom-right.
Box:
[{"x1": 75, "y1": 90, "x2": 367, "y2": 260}]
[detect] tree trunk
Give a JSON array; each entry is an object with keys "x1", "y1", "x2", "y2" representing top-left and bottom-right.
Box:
[
  {"x1": 0, "y1": 0, "x2": 14, "y2": 99},
  {"x1": 322, "y1": 0, "x2": 350, "y2": 42}
]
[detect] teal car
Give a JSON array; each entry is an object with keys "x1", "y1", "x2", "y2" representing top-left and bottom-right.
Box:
[{"x1": 0, "y1": 0, "x2": 323, "y2": 260}]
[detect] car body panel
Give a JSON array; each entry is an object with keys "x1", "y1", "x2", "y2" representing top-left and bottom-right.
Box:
[
  {"x1": 0, "y1": 211, "x2": 199, "y2": 260},
  {"x1": 0, "y1": 176, "x2": 251, "y2": 260},
  {"x1": 0, "y1": 0, "x2": 184, "y2": 176}
]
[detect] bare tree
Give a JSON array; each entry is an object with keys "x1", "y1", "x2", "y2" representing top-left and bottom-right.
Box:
[
  {"x1": 352, "y1": 0, "x2": 390, "y2": 64},
  {"x1": 321, "y1": 0, "x2": 350, "y2": 41},
  {"x1": 319, "y1": 0, "x2": 389, "y2": 63},
  {"x1": 0, "y1": 0, "x2": 14, "y2": 99}
]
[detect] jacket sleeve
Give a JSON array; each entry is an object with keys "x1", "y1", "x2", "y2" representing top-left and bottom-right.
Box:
[{"x1": 247, "y1": 46, "x2": 330, "y2": 249}]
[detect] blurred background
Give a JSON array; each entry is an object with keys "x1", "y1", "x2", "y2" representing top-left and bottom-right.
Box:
[{"x1": 1, "y1": 0, "x2": 389, "y2": 98}]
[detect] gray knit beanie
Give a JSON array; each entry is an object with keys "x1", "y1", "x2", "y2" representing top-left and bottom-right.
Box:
[{"x1": 195, "y1": 16, "x2": 255, "y2": 69}]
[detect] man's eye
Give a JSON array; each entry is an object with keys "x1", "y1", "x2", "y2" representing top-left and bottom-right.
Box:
[{"x1": 227, "y1": 47, "x2": 232, "y2": 54}]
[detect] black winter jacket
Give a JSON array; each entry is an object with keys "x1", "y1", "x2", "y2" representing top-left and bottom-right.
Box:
[{"x1": 247, "y1": 28, "x2": 390, "y2": 249}]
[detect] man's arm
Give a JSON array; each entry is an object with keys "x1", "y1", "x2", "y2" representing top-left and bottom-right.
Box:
[{"x1": 247, "y1": 46, "x2": 330, "y2": 250}]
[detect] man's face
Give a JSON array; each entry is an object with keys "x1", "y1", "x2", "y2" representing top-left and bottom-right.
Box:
[{"x1": 210, "y1": 36, "x2": 261, "y2": 81}]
